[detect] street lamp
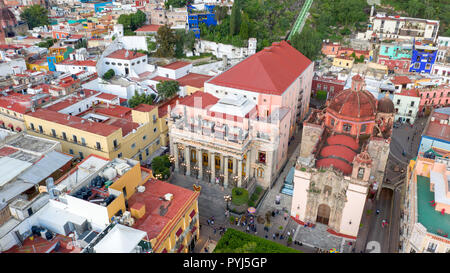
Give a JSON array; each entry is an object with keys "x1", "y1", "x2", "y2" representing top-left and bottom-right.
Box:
[{"x1": 224, "y1": 195, "x2": 232, "y2": 211}]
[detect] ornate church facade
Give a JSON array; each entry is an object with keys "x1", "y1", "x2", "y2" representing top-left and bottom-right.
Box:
[{"x1": 291, "y1": 75, "x2": 395, "y2": 237}]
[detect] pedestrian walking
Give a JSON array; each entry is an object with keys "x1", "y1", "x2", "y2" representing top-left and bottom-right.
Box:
[
  {"x1": 292, "y1": 228, "x2": 295, "y2": 234},
  {"x1": 273, "y1": 233, "x2": 276, "y2": 239},
  {"x1": 376, "y1": 209, "x2": 380, "y2": 215},
  {"x1": 287, "y1": 231, "x2": 291, "y2": 237}
]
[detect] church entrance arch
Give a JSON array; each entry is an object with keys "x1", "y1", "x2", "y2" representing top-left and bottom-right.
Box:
[{"x1": 316, "y1": 204, "x2": 331, "y2": 225}]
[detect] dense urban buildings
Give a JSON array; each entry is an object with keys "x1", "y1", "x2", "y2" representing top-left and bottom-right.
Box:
[{"x1": 0, "y1": 0, "x2": 448, "y2": 256}]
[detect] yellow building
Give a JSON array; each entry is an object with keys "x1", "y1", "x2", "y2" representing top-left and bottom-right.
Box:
[
  {"x1": 23, "y1": 90, "x2": 165, "y2": 164},
  {"x1": 128, "y1": 177, "x2": 200, "y2": 253},
  {"x1": 332, "y1": 56, "x2": 354, "y2": 69},
  {"x1": 26, "y1": 58, "x2": 49, "y2": 71}
]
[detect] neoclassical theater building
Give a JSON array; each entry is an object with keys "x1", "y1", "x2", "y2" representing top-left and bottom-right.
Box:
[
  {"x1": 291, "y1": 75, "x2": 395, "y2": 237},
  {"x1": 167, "y1": 40, "x2": 314, "y2": 189}
]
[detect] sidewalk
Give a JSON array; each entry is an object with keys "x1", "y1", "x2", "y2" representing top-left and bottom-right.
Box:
[{"x1": 354, "y1": 198, "x2": 375, "y2": 253}]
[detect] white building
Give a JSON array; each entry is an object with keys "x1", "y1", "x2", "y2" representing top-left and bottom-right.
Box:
[
  {"x1": 393, "y1": 90, "x2": 421, "y2": 123},
  {"x1": 358, "y1": 13, "x2": 440, "y2": 42},
  {"x1": 102, "y1": 49, "x2": 153, "y2": 78},
  {"x1": 195, "y1": 38, "x2": 257, "y2": 60}
]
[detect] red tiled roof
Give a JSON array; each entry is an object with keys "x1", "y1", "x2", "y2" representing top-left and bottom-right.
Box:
[
  {"x1": 316, "y1": 158, "x2": 353, "y2": 175},
  {"x1": 0, "y1": 99, "x2": 29, "y2": 114},
  {"x1": 328, "y1": 88, "x2": 377, "y2": 119},
  {"x1": 128, "y1": 179, "x2": 198, "y2": 242},
  {"x1": 177, "y1": 73, "x2": 212, "y2": 88},
  {"x1": 96, "y1": 93, "x2": 118, "y2": 100},
  {"x1": 179, "y1": 91, "x2": 218, "y2": 110},
  {"x1": 150, "y1": 76, "x2": 173, "y2": 82},
  {"x1": 133, "y1": 104, "x2": 156, "y2": 112},
  {"x1": 60, "y1": 59, "x2": 97, "y2": 66},
  {"x1": 397, "y1": 89, "x2": 419, "y2": 97},
  {"x1": 424, "y1": 111, "x2": 450, "y2": 142},
  {"x1": 106, "y1": 49, "x2": 145, "y2": 60},
  {"x1": 108, "y1": 119, "x2": 139, "y2": 137},
  {"x1": 135, "y1": 24, "x2": 161, "y2": 32},
  {"x1": 326, "y1": 135, "x2": 359, "y2": 151},
  {"x1": 162, "y1": 61, "x2": 191, "y2": 70},
  {"x1": 320, "y1": 145, "x2": 357, "y2": 163},
  {"x1": 95, "y1": 105, "x2": 132, "y2": 118},
  {"x1": 26, "y1": 109, "x2": 119, "y2": 136},
  {"x1": 157, "y1": 95, "x2": 179, "y2": 118},
  {"x1": 208, "y1": 40, "x2": 312, "y2": 95},
  {"x1": 0, "y1": 146, "x2": 18, "y2": 157},
  {"x1": 391, "y1": 76, "x2": 412, "y2": 85}
]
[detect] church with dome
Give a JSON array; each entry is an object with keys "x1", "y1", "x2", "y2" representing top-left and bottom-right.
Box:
[{"x1": 291, "y1": 74, "x2": 395, "y2": 238}]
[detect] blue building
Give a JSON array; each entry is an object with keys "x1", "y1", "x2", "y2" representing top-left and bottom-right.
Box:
[
  {"x1": 187, "y1": 5, "x2": 217, "y2": 38},
  {"x1": 409, "y1": 40, "x2": 438, "y2": 74}
]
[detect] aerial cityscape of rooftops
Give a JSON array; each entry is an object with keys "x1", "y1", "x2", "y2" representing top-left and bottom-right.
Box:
[{"x1": 0, "y1": 0, "x2": 448, "y2": 256}]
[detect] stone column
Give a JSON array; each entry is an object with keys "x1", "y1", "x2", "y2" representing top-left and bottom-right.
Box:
[
  {"x1": 210, "y1": 151, "x2": 215, "y2": 183},
  {"x1": 232, "y1": 158, "x2": 237, "y2": 176},
  {"x1": 237, "y1": 159, "x2": 243, "y2": 188},
  {"x1": 224, "y1": 155, "x2": 229, "y2": 188},
  {"x1": 174, "y1": 144, "x2": 179, "y2": 172},
  {"x1": 185, "y1": 145, "x2": 191, "y2": 176},
  {"x1": 220, "y1": 153, "x2": 224, "y2": 177},
  {"x1": 197, "y1": 148, "x2": 203, "y2": 180},
  {"x1": 245, "y1": 151, "x2": 250, "y2": 180}
]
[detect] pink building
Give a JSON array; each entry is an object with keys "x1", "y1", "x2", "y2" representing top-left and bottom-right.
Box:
[
  {"x1": 321, "y1": 42, "x2": 341, "y2": 57},
  {"x1": 417, "y1": 85, "x2": 450, "y2": 113},
  {"x1": 205, "y1": 40, "x2": 314, "y2": 139},
  {"x1": 168, "y1": 90, "x2": 291, "y2": 189}
]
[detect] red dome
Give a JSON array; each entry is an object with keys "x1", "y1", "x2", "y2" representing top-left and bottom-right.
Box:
[
  {"x1": 328, "y1": 88, "x2": 377, "y2": 119},
  {"x1": 316, "y1": 158, "x2": 353, "y2": 175},
  {"x1": 320, "y1": 145, "x2": 357, "y2": 163},
  {"x1": 326, "y1": 135, "x2": 359, "y2": 151}
]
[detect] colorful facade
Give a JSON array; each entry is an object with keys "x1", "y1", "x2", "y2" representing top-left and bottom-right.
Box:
[
  {"x1": 410, "y1": 41, "x2": 438, "y2": 74},
  {"x1": 401, "y1": 155, "x2": 450, "y2": 253},
  {"x1": 291, "y1": 75, "x2": 395, "y2": 237}
]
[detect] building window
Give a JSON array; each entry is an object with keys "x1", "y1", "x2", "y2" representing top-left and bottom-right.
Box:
[
  {"x1": 153, "y1": 128, "x2": 157, "y2": 133},
  {"x1": 131, "y1": 143, "x2": 136, "y2": 149},
  {"x1": 258, "y1": 151, "x2": 266, "y2": 164},
  {"x1": 410, "y1": 101, "x2": 415, "y2": 107},
  {"x1": 118, "y1": 152, "x2": 122, "y2": 158},
  {"x1": 360, "y1": 124, "x2": 367, "y2": 133},
  {"x1": 414, "y1": 63, "x2": 420, "y2": 69},
  {"x1": 30, "y1": 123, "x2": 35, "y2": 131},
  {"x1": 397, "y1": 99, "x2": 401, "y2": 105},
  {"x1": 96, "y1": 142, "x2": 101, "y2": 150},
  {"x1": 39, "y1": 125, "x2": 43, "y2": 133},
  {"x1": 51, "y1": 129, "x2": 56, "y2": 137},
  {"x1": 79, "y1": 152, "x2": 84, "y2": 159},
  {"x1": 145, "y1": 148, "x2": 149, "y2": 156},
  {"x1": 69, "y1": 149, "x2": 74, "y2": 155},
  {"x1": 62, "y1": 132, "x2": 67, "y2": 140},
  {"x1": 139, "y1": 153, "x2": 142, "y2": 161},
  {"x1": 358, "y1": 167, "x2": 365, "y2": 179},
  {"x1": 317, "y1": 84, "x2": 321, "y2": 90},
  {"x1": 143, "y1": 135, "x2": 147, "y2": 140},
  {"x1": 81, "y1": 138, "x2": 86, "y2": 146},
  {"x1": 427, "y1": 242, "x2": 437, "y2": 253},
  {"x1": 330, "y1": 118, "x2": 335, "y2": 126},
  {"x1": 73, "y1": 135, "x2": 78, "y2": 143},
  {"x1": 425, "y1": 63, "x2": 431, "y2": 70},
  {"x1": 156, "y1": 139, "x2": 160, "y2": 145},
  {"x1": 343, "y1": 123, "x2": 352, "y2": 132}
]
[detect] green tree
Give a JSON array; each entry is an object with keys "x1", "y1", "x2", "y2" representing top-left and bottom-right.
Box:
[
  {"x1": 156, "y1": 80, "x2": 180, "y2": 100},
  {"x1": 37, "y1": 38, "x2": 57, "y2": 48},
  {"x1": 21, "y1": 5, "x2": 49, "y2": 29},
  {"x1": 151, "y1": 155, "x2": 171, "y2": 180},
  {"x1": 229, "y1": 0, "x2": 242, "y2": 36},
  {"x1": 128, "y1": 90, "x2": 155, "y2": 108},
  {"x1": 155, "y1": 24, "x2": 177, "y2": 57},
  {"x1": 102, "y1": 69, "x2": 115, "y2": 80},
  {"x1": 239, "y1": 12, "x2": 249, "y2": 40},
  {"x1": 290, "y1": 25, "x2": 322, "y2": 61},
  {"x1": 214, "y1": 5, "x2": 228, "y2": 24}
]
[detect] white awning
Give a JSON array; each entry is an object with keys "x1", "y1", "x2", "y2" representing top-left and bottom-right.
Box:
[{"x1": 93, "y1": 224, "x2": 147, "y2": 253}]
